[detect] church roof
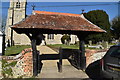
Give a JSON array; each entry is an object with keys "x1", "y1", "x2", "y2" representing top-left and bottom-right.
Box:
[{"x1": 12, "y1": 11, "x2": 106, "y2": 33}]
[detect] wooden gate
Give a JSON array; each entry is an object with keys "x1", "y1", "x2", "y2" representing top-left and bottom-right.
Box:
[{"x1": 59, "y1": 48, "x2": 81, "y2": 69}]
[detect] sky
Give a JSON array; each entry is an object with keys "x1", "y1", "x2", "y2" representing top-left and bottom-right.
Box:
[
  {"x1": 0, "y1": 1, "x2": 119, "y2": 27},
  {"x1": 1, "y1": 0, "x2": 119, "y2": 2},
  {"x1": 26, "y1": 2, "x2": 119, "y2": 21}
]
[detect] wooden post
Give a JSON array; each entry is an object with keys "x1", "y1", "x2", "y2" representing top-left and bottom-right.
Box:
[
  {"x1": 11, "y1": 29, "x2": 13, "y2": 46},
  {"x1": 27, "y1": 33, "x2": 43, "y2": 76},
  {"x1": 59, "y1": 48, "x2": 62, "y2": 72},
  {"x1": 79, "y1": 40, "x2": 86, "y2": 70},
  {"x1": 77, "y1": 50, "x2": 81, "y2": 69},
  {"x1": 31, "y1": 35, "x2": 38, "y2": 76},
  {"x1": 37, "y1": 51, "x2": 40, "y2": 73},
  {"x1": 77, "y1": 35, "x2": 86, "y2": 70},
  {"x1": 2, "y1": 33, "x2": 5, "y2": 55},
  {"x1": 57, "y1": 47, "x2": 62, "y2": 72}
]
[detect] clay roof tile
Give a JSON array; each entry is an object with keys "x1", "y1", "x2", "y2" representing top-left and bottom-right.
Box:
[{"x1": 12, "y1": 11, "x2": 106, "y2": 33}]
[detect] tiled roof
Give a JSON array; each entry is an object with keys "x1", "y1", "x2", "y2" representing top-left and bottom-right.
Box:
[
  {"x1": 12, "y1": 11, "x2": 106, "y2": 33},
  {"x1": 33, "y1": 11, "x2": 81, "y2": 17}
]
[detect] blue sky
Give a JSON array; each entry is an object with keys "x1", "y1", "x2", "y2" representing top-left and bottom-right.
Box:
[
  {"x1": 1, "y1": 0, "x2": 119, "y2": 2},
  {"x1": 26, "y1": 2, "x2": 119, "y2": 21},
  {"x1": 1, "y1": 1, "x2": 119, "y2": 25}
]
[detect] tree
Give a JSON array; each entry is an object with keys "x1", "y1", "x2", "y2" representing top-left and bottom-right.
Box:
[
  {"x1": 61, "y1": 34, "x2": 71, "y2": 45},
  {"x1": 83, "y1": 10, "x2": 111, "y2": 43},
  {"x1": 111, "y1": 16, "x2": 120, "y2": 39}
]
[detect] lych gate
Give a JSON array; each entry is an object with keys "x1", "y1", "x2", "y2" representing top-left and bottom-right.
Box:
[{"x1": 11, "y1": 11, "x2": 105, "y2": 76}]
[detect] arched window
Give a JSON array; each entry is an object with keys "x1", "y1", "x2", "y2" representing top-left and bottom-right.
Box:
[
  {"x1": 16, "y1": 2, "x2": 20, "y2": 8},
  {"x1": 47, "y1": 34, "x2": 54, "y2": 40}
]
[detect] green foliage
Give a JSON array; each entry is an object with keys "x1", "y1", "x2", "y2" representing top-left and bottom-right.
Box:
[
  {"x1": 47, "y1": 44, "x2": 79, "y2": 49},
  {"x1": 2, "y1": 59, "x2": 17, "y2": 78},
  {"x1": 61, "y1": 34, "x2": 71, "y2": 44},
  {"x1": 84, "y1": 10, "x2": 111, "y2": 43},
  {"x1": 1, "y1": 78, "x2": 36, "y2": 80},
  {"x1": 111, "y1": 16, "x2": 120, "y2": 39}
]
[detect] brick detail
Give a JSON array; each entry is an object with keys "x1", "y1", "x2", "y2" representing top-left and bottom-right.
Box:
[
  {"x1": 3, "y1": 48, "x2": 33, "y2": 78},
  {"x1": 85, "y1": 49, "x2": 108, "y2": 67}
]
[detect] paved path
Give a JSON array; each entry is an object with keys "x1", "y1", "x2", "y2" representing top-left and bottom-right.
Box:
[
  {"x1": 37, "y1": 45, "x2": 58, "y2": 54},
  {"x1": 37, "y1": 60, "x2": 89, "y2": 79},
  {"x1": 36, "y1": 45, "x2": 89, "y2": 79}
]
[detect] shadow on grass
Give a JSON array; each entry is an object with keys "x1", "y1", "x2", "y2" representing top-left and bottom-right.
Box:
[{"x1": 9, "y1": 53, "x2": 20, "y2": 56}]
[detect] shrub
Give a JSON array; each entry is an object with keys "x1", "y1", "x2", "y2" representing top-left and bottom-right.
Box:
[
  {"x1": 61, "y1": 34, "x2": 71, "y2": 45},
  {"x1": 2, "y1": 59, "x2": 17, "y2": 78}
]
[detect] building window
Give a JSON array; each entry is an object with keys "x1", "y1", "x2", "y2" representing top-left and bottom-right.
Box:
[
  {"x1": 47, "y1": 34, "x2": 54, "y2": 40},
  {"x1": 16, "y1": 2, "x2": 20, "y2": 8}
]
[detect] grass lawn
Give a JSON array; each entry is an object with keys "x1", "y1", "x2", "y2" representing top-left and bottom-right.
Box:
[
  {"x1": 85, "y1": 47, "x2": 100, "y2": 50},
  {"x1": 4, "y1": 45, "x2": 31, "y2": 56},
  {"x1": 47, "y1": 44, "x2": 79, "y2": 49},
  {"x1": 47, "y1": 44, "x2": 102, "y2": 50}
]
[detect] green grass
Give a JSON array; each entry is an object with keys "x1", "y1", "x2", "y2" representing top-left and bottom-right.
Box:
[
  {"x1": 4, "y1": 45, "x2": 31, "y2": 56},
  {"x1": 85, "y1": 47, "x2": 100, "y2": 50},
  {"x1": 109, "y1": 43, "x2": 116, "y2": 45},
  {"x1": 47, "y1": 44, "x2": 102, "y2": 50},
  {"x1": 47, "y1": 44, "x2": 79, "y2": 49}
]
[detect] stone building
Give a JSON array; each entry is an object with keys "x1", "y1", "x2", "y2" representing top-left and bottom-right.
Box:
[
  {"x1": 5, "y1": 0, "x2": 78, "y2": 45},
  {"x1": 5, "y1": 0, "x2": 31, "y2": 45}
]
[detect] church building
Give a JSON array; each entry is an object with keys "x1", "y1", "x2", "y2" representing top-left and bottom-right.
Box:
[{"x1": 6, "y1": 0, "x2": 31, "y2": 45}]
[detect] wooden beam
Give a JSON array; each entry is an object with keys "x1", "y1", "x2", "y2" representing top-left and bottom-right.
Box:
[
  {"x1": 77, "y1": 35, "x2": 86, "y2": 70},
  {"x1": 57, "y1": 47, "x2": 62, "y2": 72},
  {"x1": 79, "y1": 40, "x2": 86, "y2": 70},
  {"x1": 31, "y1": 38, "x2": 37, "y2": 76},
  {"x1": 31, "y1": 33, "x2": 44, "y2": 76},
  {"x1": 26, "y1": 33, "x2": 43, "y2": 76},
  {"x1": 2, "y1": 34, "x2": 5, "y2": 55},
  {"x1": 31, "y1": 34, "x2": 38, "y2": 76},
  {"x1": 11, "y1": 29, "x2": 13, "y2": 46},
  {"x1": 59, "y1": 47, "x2": 62, "y2": 72},
  {"x1": 77, "y1": 49, "x2": 81, "y2": 69}
]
